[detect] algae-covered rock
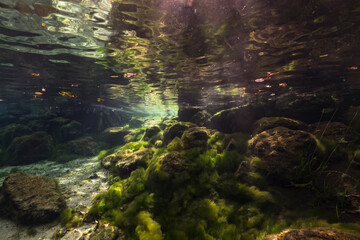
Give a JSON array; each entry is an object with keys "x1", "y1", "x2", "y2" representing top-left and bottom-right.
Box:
[
  {"x1": 209, "y1": 104, "x2": 273, "y2": 133},
  {"x1": 309, "y1": 121, "x2": 360, "y2": 148},
  {"x1": 0, "y1": 173, "x2": 66, "y2": 223},
  {"x1": 163, "y1": 122, "x2": 194, "y2": 145},
  {"x1": 247, "y1": 127, "x2": 323, "y2": 183},
  {"x1": 142, "y1": 126, "x2": 161, "y2": 143},
  {"x1": 100, "y1": 127, "x2": 131, "y2": 146},
  {"x1": 159, "y1": 152, "x2": 190, "y2": 175},
  {"x1": 178, "y1": 106, "x2": 211, "y2": 126},
  {"x1": 264, "y1": 227, "x2": 360, "y2": 240},
  {"x1": 5, "y1": 131, "x2": 53, "y2": 165},
  {"x1": 66, "y1": 136, "x2": 100, "y2": 156},
  {"x1": 102, "y1": 148, "x2": 154, "y2": 176},
  {"x1": 252, "y1": 117, "x2": 307, "y2": 135},
  {"x1": 0, "y1": 123, "x2": 32, "y2": 146},
  {"x1": 60, "y1": 120, "x2": 82, "y2": 140},
  {"x1": 129, "y1": 118, "x2": 144, "y2": 128},
  {"x1": 181, "y1": 127, "x2": 210, "y2": 149}
]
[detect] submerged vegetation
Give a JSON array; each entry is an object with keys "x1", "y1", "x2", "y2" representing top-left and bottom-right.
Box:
[{"x1": 82, "y1": 118, "x2": 360, "y2": 239}]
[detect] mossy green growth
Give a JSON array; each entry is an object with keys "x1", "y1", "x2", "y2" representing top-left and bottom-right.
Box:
[
  {"x1": 115, "y1": 141, "x2": 152, "y2": 153},
  {"x1": 136, "y1": 211, "x2": 163, "y2": 240},
  {"x1": 216, "y1": 151, "x2": 246, "y2": 174},
  {"x1": 60, "y1": 208, "x2": 82, "y2": 228},
  {"x1": 97, "y1": 149, "x2": 115, "y2": 160},
  {"x1": 353, "y1": 149, "x2": 360, "y2": 164},
  {"x1": 167, "y1": 137, "x2": 183, "y2": 151}
]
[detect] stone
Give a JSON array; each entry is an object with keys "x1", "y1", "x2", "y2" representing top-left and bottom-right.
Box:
[
  {"x1": 163, "y1": 122, "x2": 194, "y2": 145},
  {"x1": 0, "y1": 123, "x2": 32, "y2": 147},
  {"x1": 263, "y1": 227, "x2": 360, "y2": 240},
  {"x1": 102, "y1": 148, "x2": 153, "y2": 176},
  {"x1": 142, "y1": 126, "x2": 161, "y2": 140},
  {"x1": 5, "y1": 131, "x2": 53, "y2": 165},
  {"x1": 66, "y1": 136, "x2": 100, "y2": 156},
  {"x1": 247, "y1": 127, "x2": 321, "y2": 183},
  {"x1": 191, "y1": 110, "x2": 212, "y2": 126},
  {"x1": 308, "y1": 121, "x2": 360, "y2": 148},
  {"x1": 129, "y1": 118, "x2": 144, "y2": 128},
  {"x1": 159, "y1": 152, "x2": 190, "y2": 175},
  {"x1": 252, "y1": 117, "x2": 307, "y2": 135},
  {"x1": 208, "y1": 104, "x2": 273, "y2": 133},
  {"x1": 178, "y1": 106, "x2": 203, "y2": 122},
  {"x1": 181, "y1": 127, "x2": 210, "y2": 149},
  {"x1": 60, "y1": 120, "x2": 82, "y2": 140},
  {"x1": 0, "y1": 173, "x2": 66, "y2": 223},
  {"x1": 100, "y1": 127, "x2": 131, "y2": 146}
]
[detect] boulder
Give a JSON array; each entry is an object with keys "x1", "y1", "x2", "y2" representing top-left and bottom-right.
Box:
[
  {"x1": 102, "y1": 148, "x2": 154, "y2": 176},
  {"x1": 100, "y1": 127, "x2": 131, "y2": 146},
  {"x1": 308, "y1": 122, "x2": 360, "y2": 148},
  {"x1": 0, "y1": 173, "x2": 66, "y2": 223},
  {"x1": 252, "y1": 117, "x2": 307, "y2": 135},
  {"x1": 60, "y1": 120, "x2": 82, "y2": 140},
  {"x1": 66, "y1": 136, "x2": 100, "y2": 156},
  {"x1": 129, "y1": 118, "x2": 144, "y2": 128},
  {"x1": 181, "y1": 127, "x2": 210, "y2": 149},
  {"x1": 208, "y1": 104, "x2": 273, "y2": 133},
  {"x1": 163, "y1": 122, "x2": 194, "y2": 145},
  {"x1": 159, "y1": 152, "x2": 190, "y2": 175},
  {"x1": 5, "y1": 131, "x2": 53, "y2": 165},
  {"x1": 142, "y1": 126, "x2": 161, "y2": 140},
  {"x1": 0, "y1": 123, "x2": 32, "y2": 146},
  {"x1": 264, "y1": 227, "x2": 360, "y2": 240},
  {"x1": 247, "y1": 127, "x2": 322, "y2": 183}
]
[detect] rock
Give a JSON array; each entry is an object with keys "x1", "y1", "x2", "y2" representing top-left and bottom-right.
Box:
[
  {"x1": 178, "y1": 106, "x2": 202, "y2": 122},
  {"x1": 247, "y1": 127, "x2": 321, "y2": 183},
  {"x1": 142, "y1": 126, "x2": 161, "y2": 140},
  {"x1": 344, "y1": 105, "x2": 360, "y2": 132},
  {"x1": 100, "y1": 127, "x2": 131, "y2": 146},
  {"x1": 252, "y1": 117, "x2": 307, "y2": 135},
  {"x1": 7, "y1": 103, "x2": 31, "y2": 116},
  {"x1": 5, "y1": 131, "x2": 53, "y2": 165},
  {"x1": 60, "y1": 120, "x2": 82, "y2": 140},
  {"x1": 209, "y1": 104, "x2": 273, "y2": 133},
  {"x1": 0, "y1": 123, "x2": 32, "y2": 147},
  {"x1": 163, "y1": 122, "x2": 194, "y2": 145},
  {"x1": 263, "y1": 227, "x2": 360, "y2": 240},
  {"x1": 191, "y1": 110, "x2": 212, "y2": 126},
  {"x1": 129, "y1": 118, "x2": 144, "y2": 128},
  {"x1": 0, "y1": 173, "x2": 66, "y2": 223},
  {"x1": 181, "y1": 127, "x2": 210, "y2": 149},
  {"x1": 159, "y1": 152, "x2": 190, "y2": 175},
  {"x1": 66, "y1": 137, "x2": 100, "y2": 156},
  {"x1": 102, "y1": 148, "x2": 153, "y2": 176},
  {"x1": 308, "y1": 122, "x2": 360, "y2": 148},
  {"x1": 275, "y1": 93, "x2": 336, "y2": 123}
]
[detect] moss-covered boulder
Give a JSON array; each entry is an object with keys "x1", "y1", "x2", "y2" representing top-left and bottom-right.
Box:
[
  {"x1": 181, "y1": 127, "x2": 210, "y2": 149},
  {"x1": 60, "y1": 120, "x2": 82, "y2": 140},
  {"x1": 100, "y1": 127, "x2": 131, "y2": 146},
  {"x1": 0, "y1": 123, "x2": 32, "y2": 147},
  {"x1": 102, "y1": 148, "x2": 154, "y2": 176},
  {"x1": 247, "y1": 127, "x2": 324, "y2": 183},
  {"x1": 0, "y1": 173, "x2": 66, "y2": 223},
  {"x1": 308, "y1": 122, "x2": 360, "y2": 148},
  {"x1": 142, "y1": 126, "x2": 161, "y2": 143},
  {"x1": 178, "y1": 106, "x2": 211, "y2": 126},
  {"x1": 264, "y1": 227, "x2": 360, "y2": 240},
  {"x1": 209, "y1": 104, "x2": 273, "y2": 133},
  {"x1": 252, "y1": 117, "x2": 307, "y2": 135},
  {"x1": 163, "y1": 122, "x2": 194, "y2": 145},
  {"x1": 5, "y1": 131, "x2": 53, "y2": 165},
  {"x1": 66, "y1": 136, "x2": 100, "y2": 156}
]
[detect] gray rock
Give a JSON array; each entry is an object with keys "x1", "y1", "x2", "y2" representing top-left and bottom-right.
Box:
[
  {"x1": 5, "y1": 131, "x2": 53, "y2": 165},
  {"x1": 66, "y1": 136, "x2": 99, "y2": 156},
  {"x1": 60, "y1": 120, "x2": 82, "y2": 140},
  {"x1": 181, "y1": 127, "x2": 210, "y2": 149},
  {"x1": 100, "y1": 127, "x2": 131, "y2": 146},
  {"x1": 0, "y1": 173, "x2": 66, "y2": 224}
]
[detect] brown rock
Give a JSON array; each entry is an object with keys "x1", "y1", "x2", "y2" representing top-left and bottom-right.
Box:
[{"x1": 0, "y1": 173, "x2": 66, "y2": 224}]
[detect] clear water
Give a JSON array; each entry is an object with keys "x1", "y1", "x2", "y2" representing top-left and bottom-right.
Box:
[{"x1": 0, "y1": 0, "x2": 360, "y2": 238}]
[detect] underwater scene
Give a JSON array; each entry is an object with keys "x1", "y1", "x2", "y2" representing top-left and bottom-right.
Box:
[{"x1": 0, "y1": 0, "x2": 360, "y2": 239}]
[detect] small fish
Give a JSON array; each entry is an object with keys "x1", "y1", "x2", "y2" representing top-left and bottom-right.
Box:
[
  {"x1": 97, "y1": 98, "x2": 104, "y2": 102},
  {"x1": 110, "y1": 75, "x2": 119, "y2": 78},
  {"x1": 71, "y1": 84, "x2": 79, "y2": 87},
  {"x1": 255, "y1": 89, "x2": 263, "y2": 95},
  {"x1": 347, "y1": 66, "x2": 358, "y2": 70},
  {"x1": 59, "y1": 91, "x2": 76, "y2": 98},
  {"x1": 265, "y1": 85, "x2": 272, "y2": 88},
  {"x1": 41, "y1": 23, "x2": 46, "y2": 27},
  {"x1": 31, "y1": 73, "x2": 40, "y2": 77},
  {"x1": 267, "y1": 72, "x2": 279, "y2": 76},
  {"x1": 270, "y1": 93, "x2": 276, "y2": 96},
  {"x1": 0, "y1": 99, "x2": 4, "y2": 102},
  {"x1": 34, "y1": 92, "x2": 43, "y2": 95},
  {"x1": 320, "y1": 54, "x2": 328, "y2": 58},
  {"x1": 124, "y1": 73, "x2": 141, "y2": 78},
  {"x1": 255, "y1": 78, "x2": 265, "y2": 83},
  {"x1": 279, "y1": 83, "x2": 287, "y2": 87},
  {"x1": 42, "y1": 88, "x2": 46, "y2": 92},
  {"x1": 217, "y1": 79, "x2": 223, "y2": 83}
]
